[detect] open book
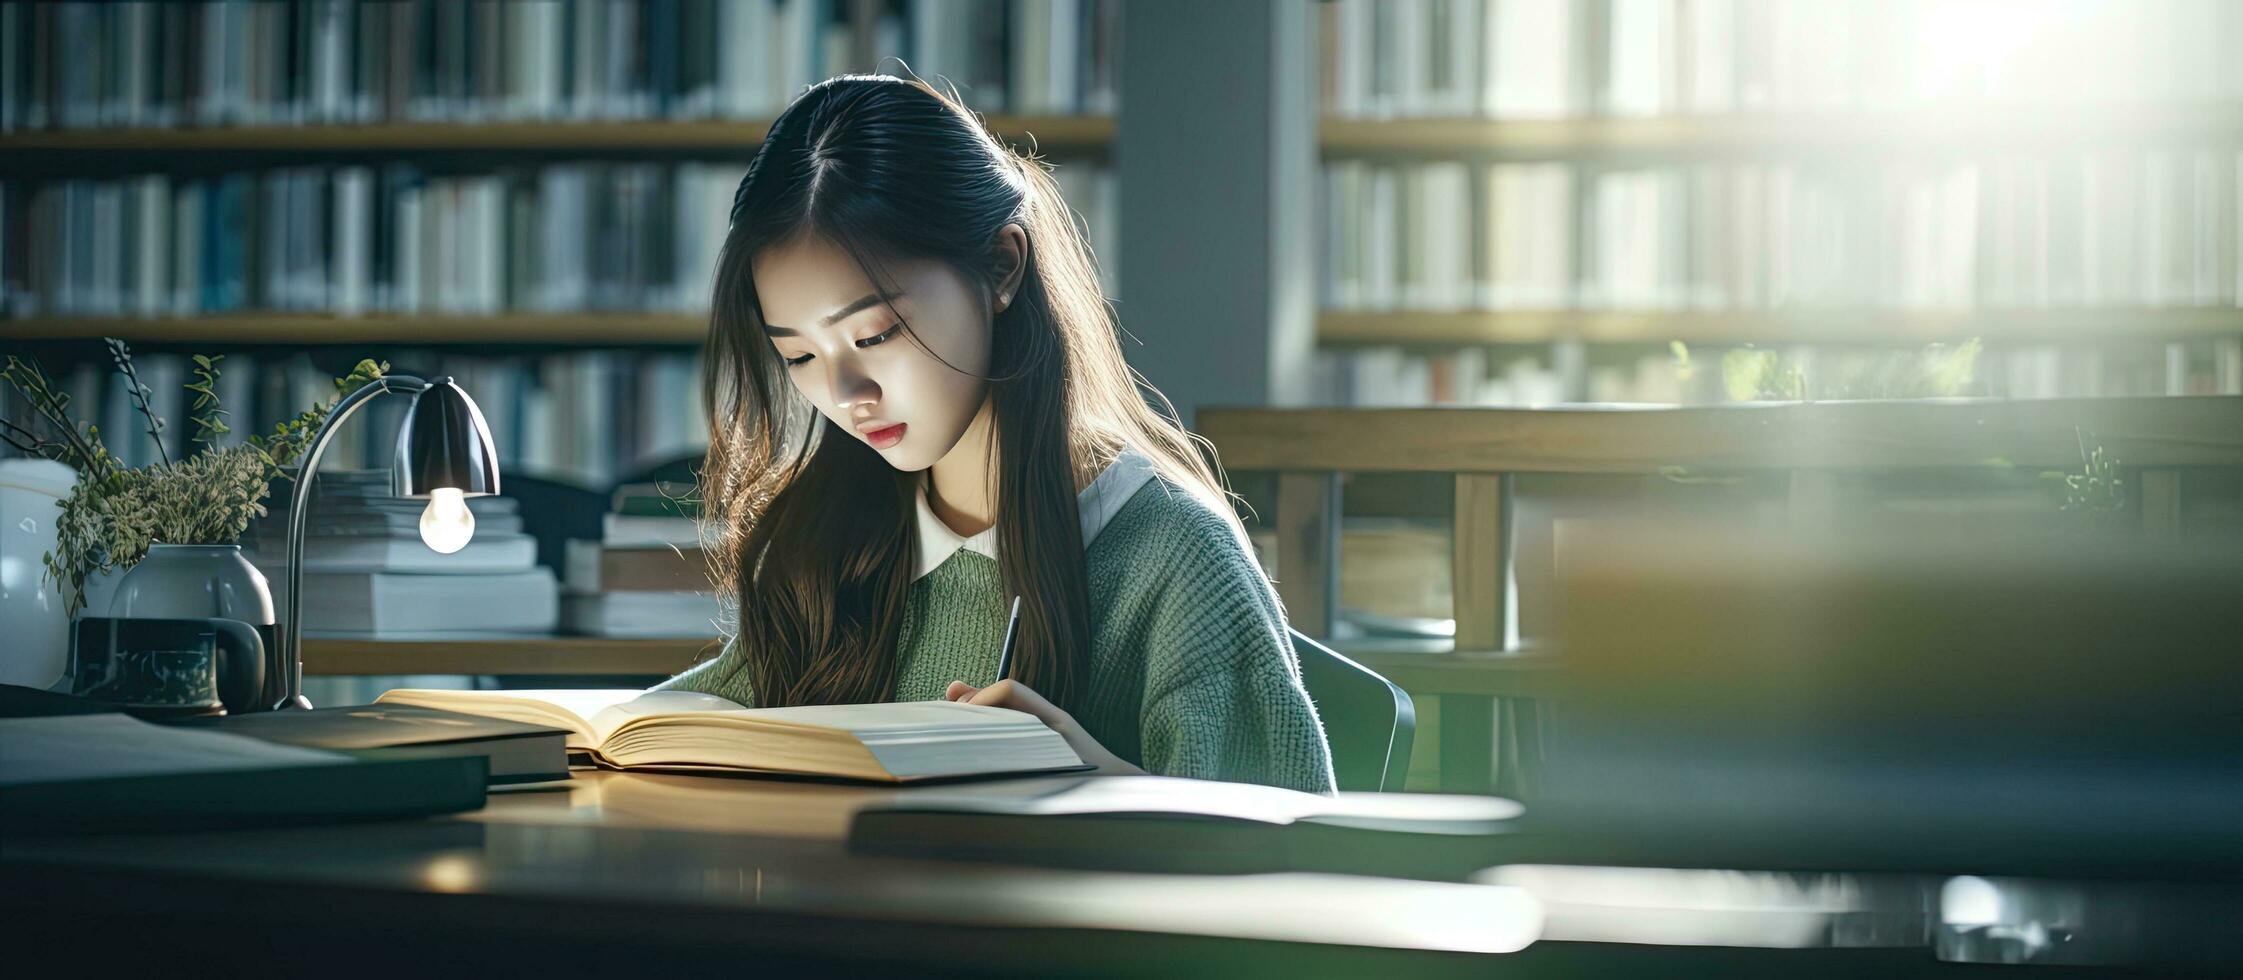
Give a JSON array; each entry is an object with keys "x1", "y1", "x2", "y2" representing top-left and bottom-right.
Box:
[{"x1": 372, "y1": 688, "x2": 1089, "y2": 783}]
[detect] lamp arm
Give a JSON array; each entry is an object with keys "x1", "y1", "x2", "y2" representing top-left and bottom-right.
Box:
[{"x1": 274, "y1": 374, "x2": 430, "y2": 710}]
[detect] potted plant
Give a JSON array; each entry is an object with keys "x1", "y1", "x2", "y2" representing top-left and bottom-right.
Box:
[{"x1": 2, "y1": 340, "x2": 389, "y2": 623}]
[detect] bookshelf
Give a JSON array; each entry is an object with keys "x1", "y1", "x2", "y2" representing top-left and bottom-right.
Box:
[
  {"x1": 0, "y1": 0, "x2": 1123, "y2": 342},
  {"x1": 1310, "y1": 0, "x2": 2243, "y2": 406},
  {"x1": 1320, "y1": 106, "x2": 2243, "y2": 158},
  {"x1": 5, "y1": 312, "x2": 710, "y2": 346},
  {"x1": 1319, "y1": 308, "x2": 2243, "y2": 348},
  {"x1": 1, "y1": 0, "x2": 1123, "y2": 489},
  {"x1": 0, "y1": 115, "x2": 1115, "y2": 156},
  {"x1": 303, "y1": 636, "x2": 715, "y2": 677}
]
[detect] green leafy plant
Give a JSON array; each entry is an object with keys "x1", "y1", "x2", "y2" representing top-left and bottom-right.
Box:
[
  {"x1": 185, "y1": 354, "x2": 230, "y2": 447},
  {"x1": 104, "y1": 337, "x2": 170, "y2": 466},
  {"x1": 2, "y1": 342, "x2": 390, "y2": 614},
  {"x1": 1721, "y1": 347, "x2": 1806, "y2": 401}
]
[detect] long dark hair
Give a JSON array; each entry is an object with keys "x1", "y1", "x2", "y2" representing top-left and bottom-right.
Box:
[{"x1": 699, "y1": 74, "x2": 1237, "y2": 713}]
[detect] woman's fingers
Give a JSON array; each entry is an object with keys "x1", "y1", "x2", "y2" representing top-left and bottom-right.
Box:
[
  {"x1": 944, "y1": 679, "x2": 1055, "y2": 720},
  {"x1": 967, "y1": 679, "x2": 1020, "y2": 706},
  {"x1": 939, "y1": 678, "x2": 1138, "y2": 776}
]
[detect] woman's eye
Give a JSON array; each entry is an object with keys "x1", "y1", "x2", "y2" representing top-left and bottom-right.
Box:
[
  {"x1": 856, "y1": 324, "x2": 902, "y2": 349},
  {"x1": 782, "y1": 352, "x2": 814, "y2": 367}
]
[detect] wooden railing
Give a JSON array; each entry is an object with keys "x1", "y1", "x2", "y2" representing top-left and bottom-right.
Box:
[
  {"x1": 1199, "y1": 396, "x2": 2243, "y2": 651},
  {"x1": 1198, "y1": 396, "x2": 2243, "y2": 794}
]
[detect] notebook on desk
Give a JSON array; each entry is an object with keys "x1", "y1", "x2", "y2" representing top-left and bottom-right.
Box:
[
  {"x1": 373, "y1": 688, "x2": 1090, "y2": 784},
  {"x1": 848, "y1": 774, "x2": 1525, "y2": 879}
]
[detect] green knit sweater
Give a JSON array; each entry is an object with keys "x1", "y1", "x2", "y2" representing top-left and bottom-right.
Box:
[{"x1": 655, "y1": 478, "x2": 1338, "y2": 794}]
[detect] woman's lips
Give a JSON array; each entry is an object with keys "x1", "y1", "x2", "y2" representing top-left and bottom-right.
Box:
[{"x1": 865, "y1": 422, "x2": 907, "y2": 449}]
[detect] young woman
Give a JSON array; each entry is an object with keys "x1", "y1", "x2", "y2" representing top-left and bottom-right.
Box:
[{"x1": 657, "y1": 74, "x2": 1335, "y2": 794}]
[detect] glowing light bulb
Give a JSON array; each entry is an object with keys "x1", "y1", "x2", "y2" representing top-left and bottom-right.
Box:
[{"x1": 419, "y1": 487, "x2": 475, "y2": 554}]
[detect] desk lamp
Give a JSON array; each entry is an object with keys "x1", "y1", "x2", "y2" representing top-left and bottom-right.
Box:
[{"x1": 273, "y1": 376, "x2": 499, "y2": 710}]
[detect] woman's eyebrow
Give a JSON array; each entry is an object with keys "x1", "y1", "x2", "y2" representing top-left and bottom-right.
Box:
[{"x1": 763, "y1": 290, "x2": 904, "y2": 335}]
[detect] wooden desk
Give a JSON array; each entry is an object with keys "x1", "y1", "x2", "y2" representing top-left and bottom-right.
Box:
[
  {"x1": 0, "y1": 770, "x2": 1548, "y2": 978},
  {"x1": 7, "y1": 770, "x2": 2232, "y2": 976}
]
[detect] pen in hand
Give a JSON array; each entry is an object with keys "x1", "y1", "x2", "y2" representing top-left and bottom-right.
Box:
[{"x1": 994, "y1": 594, "x2": 1022, "y2": 685}]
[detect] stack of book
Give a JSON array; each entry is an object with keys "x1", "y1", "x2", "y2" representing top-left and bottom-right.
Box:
[
  {"x1": 250, "y1": 470, "x2": 559, "y2": 638},
  {"x1": 560, "y1": 481, "x2": 721, "y2": 638}
]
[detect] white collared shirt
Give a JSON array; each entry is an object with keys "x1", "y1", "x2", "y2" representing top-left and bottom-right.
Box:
[{"x1": 911, "y1": 449, "x2": 1159, "y2": 581}]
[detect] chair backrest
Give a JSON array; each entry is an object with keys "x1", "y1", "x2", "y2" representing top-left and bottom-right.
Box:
[{"x1": 1291, "y1": 629, "x2": 1415, "y2": 792}]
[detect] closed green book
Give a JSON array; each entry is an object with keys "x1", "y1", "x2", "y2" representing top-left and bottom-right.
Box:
[
  {"x1": 176, "y1": 703, "x2": 571, "y2": 785},
  {"x1": 0, "y1": 713, "x2": 488, "y2": 835}
]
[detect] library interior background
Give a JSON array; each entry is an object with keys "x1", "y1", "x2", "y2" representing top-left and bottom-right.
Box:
[{"x1": 4, "y1": 1, "x2": 2241, "y2": 791}]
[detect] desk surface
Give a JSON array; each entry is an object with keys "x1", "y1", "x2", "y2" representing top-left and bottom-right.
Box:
[
  {"x1": 5, "y1": 770, "x2": 2233, "y2": 978},
  {"x1": 2, "y1": 771, "x2": 1554, "y2": 978}
]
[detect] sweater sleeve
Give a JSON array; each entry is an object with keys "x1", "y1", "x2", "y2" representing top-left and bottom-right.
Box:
[
  {"x1": 651, "y1": 635, "x2": 757, "y2": 706},
  {"x1": 1137, "y1": 505, "x2": 1338, "y2": 795}
]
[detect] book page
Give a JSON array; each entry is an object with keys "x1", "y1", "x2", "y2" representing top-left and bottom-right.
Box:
[
  {"x1": 375, "y1": 688, "x2": 705, "y2": 745},
  {"x1": 593, "y1": 700, "x2": 1078, "y2": 781},
  {"x1": 701, "y1": 700, "x2": 1046, "y2": 735},
  {"x1": 584, "y1": 689, "x2": 757, "y2": 746}
]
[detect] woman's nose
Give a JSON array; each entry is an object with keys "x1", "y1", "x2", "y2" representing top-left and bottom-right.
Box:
[{"x1": 827, "y1": 357, "x2": 881, "y2": 411}]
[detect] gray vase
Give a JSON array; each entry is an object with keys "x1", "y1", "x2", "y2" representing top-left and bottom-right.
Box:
[{"x1": 109, "y1": 543, "x2": 277, "y2": 627}]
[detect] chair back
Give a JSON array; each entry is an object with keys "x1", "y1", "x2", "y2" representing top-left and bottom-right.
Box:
[{"x1": 1292, "y1": 629, "x2": 1415, "y2": 792}]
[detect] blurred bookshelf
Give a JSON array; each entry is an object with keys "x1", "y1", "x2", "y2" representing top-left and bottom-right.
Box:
[
  {"x1": 1320, "y1": 106, "x2": 2243, "y2": 158},
  {"x1": 0, "y1": 1, "x2": 1119, "y2": 127},
  {"x1": 302, "y1": 636, "x2": 714, "y2": 677},
  {"x1": 1319, "y1": 309, "x2": 2243, "y2": 348},
  {"x1": 0, "y1": 115, "x2": 1115, "y2": 155},
  {"x1": 1311, "y1": 0, "x2": 2243, "y2": 406},
  {"x1": 7, "y1": 312, "x2": 708, "y2": 346}
]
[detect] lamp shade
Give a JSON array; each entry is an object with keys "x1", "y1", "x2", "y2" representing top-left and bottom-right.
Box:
[{"x1": 391, "y1": 378, "x2": 500, "y2": 498}]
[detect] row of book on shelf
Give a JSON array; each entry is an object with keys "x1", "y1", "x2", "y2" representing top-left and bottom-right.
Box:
[
  {"x1": 1322, "y1": 0, "x2": 2243, "y2": 120},
  {"x1": 248, "y1": 469, "x2": 721, "y2": 640},
  {"x1": 26, "y1": 348, "x2": 707, "y2": 493},
  {"x1": 1318, "y1": 336, "x2": 2243, "y2": 408},
  {"x1": 1322, "y1": 151, "x2": 2243, "y2": 313},
  {"x1": 0, "y1": 0, "x2": 1120, "y2": 131},
  {"x1": 0, "y1": 158, "x2": 1117, "y2": 319}
]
